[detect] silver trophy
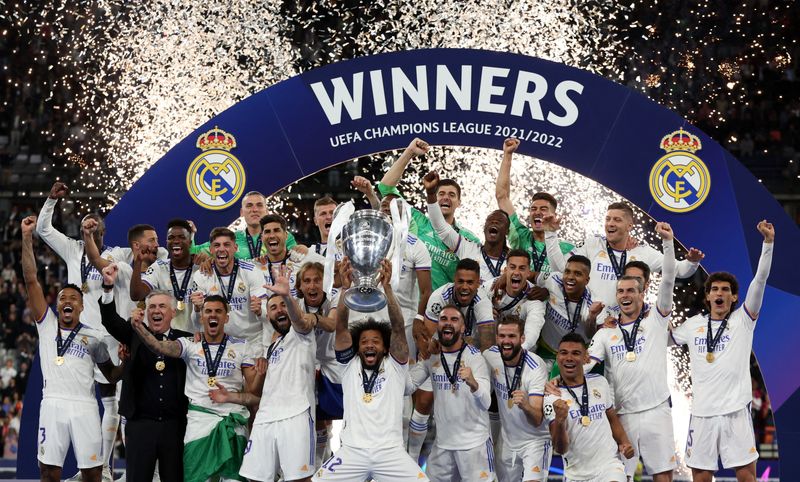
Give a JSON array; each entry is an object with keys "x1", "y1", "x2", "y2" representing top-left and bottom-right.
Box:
[{"x1": 342, "y1": 209, "x2": 394, "y2": 312}]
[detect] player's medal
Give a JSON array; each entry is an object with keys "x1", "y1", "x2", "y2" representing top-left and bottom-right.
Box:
[
  {"x1": 201, "y1": 334, "x2": 229, "y2": 391},
  {"x1": 503, "y1": 350, "x2": 525, "y2": 410},
  {"x1": 561, "y1": 284, "x2": 586, "y2": 333},
  {"x1": 55, "y1": 322, "x2": 83, "y2": 367},
  {"x1": 361, "y1": 361, "x2": 381, "y2": 404},
  {"x1": 565, "y1": 377, "x2": 591, "y2": 429},
  {"x1": 81, "y1": 282, "x2": 89, "y2": 293},
  {"x1": 155, "y1": 360, "x2": 166, "y2": 371},
  {"x1": 705, "y1": 314, "x2": 728, "y2": 365},
  {"x1": 581, "y1": 415, "x2": 591, "y2": 427},
  {"x1": 170, "y1": 261, "x2": 193, "y2": 313},
  {"x1": 441, "y1": 344, "x2": 467, "y2": 396},
  {"x1": 619, "y1": 310, "x2": 644, "y2": 363},
  {"x1": 362, "y1": 393, "x2": 373, "y2": 403}
]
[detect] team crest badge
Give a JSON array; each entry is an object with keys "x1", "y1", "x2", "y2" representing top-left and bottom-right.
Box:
[
  {"x1": 186, "y1": 126, "x2": 247, "y2": 211},
  {"x1": 238, "y1": 281, "x2": 246, "y2": 293},
  {"x1": 593, "y1": 388, "x2": 602, "y2": 399},
  {"x1": 228, "y1": 349, "x2": 236, "y2": 359},
  {"x1": 649, "y1": 128, "x2": 710, "y2": 213}
]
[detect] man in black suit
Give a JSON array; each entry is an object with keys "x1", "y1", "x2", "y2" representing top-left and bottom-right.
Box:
[{"x1": 98, "y1": 269, "x2": 191, "y2": 482}]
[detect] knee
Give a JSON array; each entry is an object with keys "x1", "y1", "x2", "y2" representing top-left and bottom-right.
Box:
[
  {"x1": 414, "y1": 390, "x2": 433, "y2": 413},
  {"x1": 99, "y1": 383, "x2": 116, "y2": 398}
]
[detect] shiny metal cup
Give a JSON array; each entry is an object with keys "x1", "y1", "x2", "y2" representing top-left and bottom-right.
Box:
[{"x1": 342, "y1": 209, "x2": 393, "y2": 312}]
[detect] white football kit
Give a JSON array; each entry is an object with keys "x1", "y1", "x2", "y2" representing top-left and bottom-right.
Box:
[
  {"x1": 489, "y1": 278, "x2": 546, "y2": 352},
  {"x1": 535, "y1": 272, "x2": 596, "y2": 357},
  {"x1": 240, "y1": 327, "x2": 317, "y2": 481},
  {"x1": 36, "y1": 308, "x2": 111, "y2": 468},
  {"x1": 484, "y1": 347, "x2": 551, "y2": 481}
]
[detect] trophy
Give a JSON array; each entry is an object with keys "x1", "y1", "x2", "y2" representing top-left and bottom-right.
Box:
[{"x1": 342, "y1": 209, "x2": 394, "y2": 312}]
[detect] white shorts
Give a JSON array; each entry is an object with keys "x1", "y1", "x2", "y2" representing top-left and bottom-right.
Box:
[
  {"x1": 685, "y1": 406, "x2": 759, "y2": 470},
  {"x1": 38, "y1": 398, "x2": 103, "y2": 469},
  {"x1": 427, "y1": 438, "x2": 496, "y2": 482},
  {"x1": 240, "y1": 409, "x2": 316, "y2": 481},
  {"x1": 93, "y1": 334, "x2": 121, "y2": 384},
  {"x1": 619, "y1": 399, "x2": 677, "y2": 476},
  {"x1": 312, "y1": 444, "x2": 428, "y2": 481},
  {"x1": 564, "y1": 460, "x2": 626, "y2": 482},
  {"x1": 498, "y1": 438, "x2": 551, "y2": 482}
]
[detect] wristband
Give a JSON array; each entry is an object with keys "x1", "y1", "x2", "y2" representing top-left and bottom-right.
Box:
[
  {"x1": 414, "y1": 314, "x2": 424, "y2": 321},
  {"x1": 101, "y1": 283, "x2": 114, "y2": 290}
]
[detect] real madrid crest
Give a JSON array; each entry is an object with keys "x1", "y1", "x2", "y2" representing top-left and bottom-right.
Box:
[
  {"x1": 649, "y1": 128, "x2": 710, "y2": 213},
  {"x1": 238, "y1": 281, "x2": 246, "y2": 293},
  {"x1": 186, "y1": 126, "x2": 247, "y2": 211}
]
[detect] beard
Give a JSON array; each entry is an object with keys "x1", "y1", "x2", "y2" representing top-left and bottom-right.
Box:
[
  {"x1": 358, "y1": 350, "x2": 384, "y2": 370},
  {"x1": 500, "y1": 343, "x2": 522, "y2": 362},
  {"x1": 270, "y1": 316, "x2": 291, "y2": 336}
]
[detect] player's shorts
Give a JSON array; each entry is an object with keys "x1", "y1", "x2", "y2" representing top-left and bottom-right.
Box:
[
  {"x1": 498, "y1": 437, "x2": 551, "y2": 482},
  {"x1": 685, "y1": 405, "x2": 759, "y2": 470},
  {"x1": 38, "y1": 398, "x2": 103, "y2": 469},
  {"x1": 93, "y1": 333, "x2": 121, "y2": 384},
  {"x1": 427, "y1": 438, "x2": 496, "y2": 482},
  {"x1": 317, "y1": 371, "x2": 344, "y2": 420},
  {"x1": 619, "y1": 399, "x2": 677, "y2": 476},
  {"x1": 312, "y1": 444, "x2": 428, "y2": 481},
  {"x1": 239, "y1": 409, "x2": 316, "y2": 482},
  {"x1": 564, "y1": 459, "x2": 626, "y2": 482}
]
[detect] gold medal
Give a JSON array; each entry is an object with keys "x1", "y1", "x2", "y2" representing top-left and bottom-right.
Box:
[
  {"x1": 581, "y1": 415, "x2": 591, "y2": 427},
  {"x1": 362, "y1": 393, "x2": 373, "y2": 403},
  {"x1": 207, "y1": 376, "x2": 217, "y2": 387},
  {"x1": 55, "y1": 356, "x2": 65, "y2": 366},
  {"x1": 507, "y1": 399, "x2": 514, "y2": 409},
  {"x1": 706, "y1": 352, "x2": 715, "y2": 363},
  {"x1": 81, "y1": 282, "x2": 89, "y2": 293},
  {"x1": 451, "y1": 383, "x2": 457, "y2": 393},
  {"x1": 155, "y1": 360, "x2": 166, "y2": 371},
  {"x1": 177, "y1": 301, "x2": 185, "y2": 311},
  {"x1": 625, "y1": 351, "x2": 636, "y2": 362}
]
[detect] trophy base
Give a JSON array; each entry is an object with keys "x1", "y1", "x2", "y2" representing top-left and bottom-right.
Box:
[{"x1": 343, "y1": 286, "x2": 387, "y2": 312}]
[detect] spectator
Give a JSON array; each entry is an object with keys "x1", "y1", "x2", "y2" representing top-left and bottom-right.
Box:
[{"x1": 0, "y1": 360, "x2": 16, "y2": 389}]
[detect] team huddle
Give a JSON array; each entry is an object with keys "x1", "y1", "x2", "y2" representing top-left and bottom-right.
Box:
[{"x1": 21, "y1": 137, "x2": 774, "y2": 482}]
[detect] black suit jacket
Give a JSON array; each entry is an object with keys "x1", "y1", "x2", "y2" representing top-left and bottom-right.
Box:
[{"x1": 99, "y1": 297, "x2": 191, "y2": 419}]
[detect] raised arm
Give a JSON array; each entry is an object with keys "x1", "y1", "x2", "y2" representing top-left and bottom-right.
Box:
[
  {"x1": 379, "y1": 138, "x2": 429, "y2": 188},
  {"x1": 542, "y1": 214, "x2": 568, "y2": 273},
  {"x1": 35, "y1": 182, "x2": 74, "y2": 258},
  {"x1": 381, "y1": 259, "x2": 409, "y2": 363},
  {"x1": 21, "y1": 216, "x2": 48, "y2": 320},
  {"x1": 654, "y1": 222, "x2": 677, "y2": 316},
  {"x1": 424, "y1": 171, "x2": 460, "y2": 250},
  {"x1": 131, "y1": 316, "x2": 183, "y2": 358},
  {"x1": 334, "y1": 257, "x2": 354, "y2": 351},
  {"x1": 495, "y1": 138, "x2": 519, "y2": 215},
  {"x1": 82, "y1": 217, "x2": 111, "y2": 271},
  {"x1": 129, "y1": 246, "x2": 153, "y2": 301},
  {"x1": 351, "y1": 176, "x2": 380, "y2": 210},
  {"x1": 744, "y1": 220, "x2": 775, "y2": 317},
  {"x1": 99, "y1": 265, "x2": 135, "y2": 345},
  {"x1": 265, "y1": 264, "x2": 314, "y2": 334}
]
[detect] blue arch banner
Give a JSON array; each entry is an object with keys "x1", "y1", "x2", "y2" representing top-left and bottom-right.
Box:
[{"x1": 20, "y1": 49, "x2": 800, "y2": 478}]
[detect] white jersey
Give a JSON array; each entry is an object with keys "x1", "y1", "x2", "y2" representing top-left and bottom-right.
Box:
[
  {"x1": 177, "y1": 335, "x2": 253, "y2": 416},
  {"x1": 544, "y1": 374, "x2": 619, "y2": 480},
  {"x1": 258, "y1": 250, "x2": 326, "y2": 298},
  {"x1": 336, "y1": 354, "x2": 409, "y2": 449},
  {"x1": 36, "y1": 308, "x2": 110, "y2": 403},
  {"x1": 535, "y1": 272, "x2": 596, "y2": 354},
  {"x1": 545, "y1": 232, "x2": 698, "y2": 307},
  {"x1": 425, "y1": 284, "x2": 495, "y2": 338},
  {"x1": 142, "y1": 259, "x2": 196, "y2": 332},
  {"x1": 410, "y1": 344, "x2": 491, "y2": 450},
  {"x1": 672, "y1": 307, "x2": 756, "y2": 416},
  {"x1": 189, "y1": 260, "x2": 267, "y2": 342},
  {"x1": 489, "y1": 278, "x2": 546, "y2": 351},
  {"x1": 589, "y1": 307, "x2": 671, "y2": 414},
  {"x1": 483, "y1": 347, "x2": 549, "y2": 450},
  {"x1": 255, "y1": 327, "x2": 316, "y2": 423},
  {"x1": 302, "y1": 291, "x2": 340, "y2": 379}
]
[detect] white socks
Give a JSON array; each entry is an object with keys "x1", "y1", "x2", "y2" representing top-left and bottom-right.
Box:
[
  {"x1": 407, "y1": 409, "x2": 430, "y2": 463},
  {"x1": 101, "y1": 396, "x2": 120, "y2": 468}
]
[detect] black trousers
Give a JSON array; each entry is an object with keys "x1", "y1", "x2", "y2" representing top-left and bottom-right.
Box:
[{"x1": 125, "y1": 417, "x2": 186, "y2": 482}]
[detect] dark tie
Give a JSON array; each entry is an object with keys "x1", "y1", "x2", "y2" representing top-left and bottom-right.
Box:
[{"x1": 155, "y1": 333, "x2": 166, "y2": 341}]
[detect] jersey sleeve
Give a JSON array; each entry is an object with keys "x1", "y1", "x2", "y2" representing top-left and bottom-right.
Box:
[
  {"x1": 177, "y1": 337, "x2": 194, "y2": 361},
  {"x1": 36, "y1": 197, "x2": 80, "y2": 261},
  {"x1": 190, "y1": 240, "x2": 211, "y2": 255},
  {"x1": 670, "y1": 320, "x2": 689, "y2": 346},
  {"x1": 425, "y1": 289, "x2": 445, "y2": 322},
  {"x1": 588, "y1": 332, "x2": 606, "y2": 363},
  {"x1": 522, "y1": 301, "x2": 546, "y2": 351},
  {"x1": 474, "y1": 295, "x2": 495, "y2": 326},
  {"x1": 240, "y1": 340, "x2": 256, "y2": 367},
  {"x1": 408, "y1": 359, "x2": 430, "y2": 389},
  {"x1": 543, "y1": 394, "x2": 558, "y2": 423},
  {"x1": 247, "y1": 269, "x2": 268, "y2": 299},
  {"x1": 141, "y1": 263, "x2": 160, "y2": 290},
  {"x1": 286, "y1": 231, "x2": 297, "y2": 250},
  {"x1": 413, "y1": 239, "x2": 432, "y2": 270},
  {"x1": 526, "y1": 358, "x2": 548, "y2": 397}
]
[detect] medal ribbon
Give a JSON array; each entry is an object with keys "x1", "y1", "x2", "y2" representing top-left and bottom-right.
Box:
[
  {"x1": 56, "y1": 323, "x2": 84, "y2": 359},
  {"x1": 618, "y1": 310, "x2": 646, "y2": 355},
  {"x1": 564, "y1": 377, "x2": 590, "y2": 419},
  {"x1": 530, "y1": 244, "x2": 548, "y2": 273},
  {"x1": 498, "y1": 285, "x2": 528, "y2": 313},
  {"x1": 266, "y1": 335, "x2": 285, "y2": 361},
  {"x1": 213, "y1": 260, "x2": 240, "y2": 302},
  {"x1": 561, "y1": 285, "x2": 585, "y2": 332},
  {"x1": 201, "y1": 334, "x2": 229, "y2": 379},
  {"x1": 453, "y1": 297, "x2": 477, "y2": 337},
  {"x1": 706, "y1": 314, "x2": 729, "y2": 355},
  {"x1": 361, "y1": 361, "x2": 381, "y2": 396},
  {"x1": 246, "y1": 233, "x2": 262, "y2": 259},
  {"x1": 503, "y1": 353, "x2": 525, "y2": 402},
  {"x1": 440, "y1": 344, "x2": 467, "y2": 388},
  {"x1": 481, "y1": 247, "x2": 508, "y2": 278},
  {"x1": 605, "y1": 242, "x2": 627, "y2": 279},
  {"x1": 169, "y1": 261, "x2": 193, "y2": 303},
  {"x1": 80, "y1": 245, "x2": 108, "y2": 286},
  {"x1": 266, "y1": 256, "x2": 289, "y2": 285}
]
